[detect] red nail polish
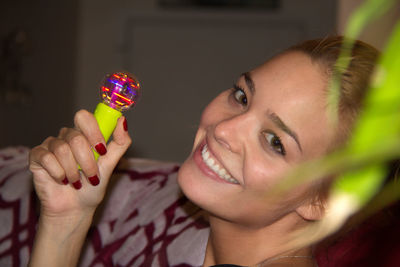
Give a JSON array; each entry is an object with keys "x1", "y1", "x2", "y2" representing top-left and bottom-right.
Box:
[
  {"x1": 62, "y1": 177, "x2": 69, "y2": 185},
  {"x1": 95, "y1": 143, "x2": 107, "y2": 155},
  {"x1": 123, "y1": 118, "x2": 128, "y2": 131},
  {"x1": 72, "y1": 180, "x2": 82, "y2": 190},
  {"x1": 88, "y1": 175, "x2": 100, "y2": 186}
]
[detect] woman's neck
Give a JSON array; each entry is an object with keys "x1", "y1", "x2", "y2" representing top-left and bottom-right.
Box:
[{"x1": 202, "y1": 212, "x2": 314, "y2": 266}]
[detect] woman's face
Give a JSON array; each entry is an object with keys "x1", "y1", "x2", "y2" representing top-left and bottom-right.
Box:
[{"x1": 178, "y1": 51, "x2": 336, "y2": 228}]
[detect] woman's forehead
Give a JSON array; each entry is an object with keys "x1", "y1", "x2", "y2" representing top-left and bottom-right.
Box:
[
  {"x1": 245, "y1": 52, "x2": 328, "y2": 114},
  {"x1": 252, "y1": 52, "x2": 326, "y2": 87}
]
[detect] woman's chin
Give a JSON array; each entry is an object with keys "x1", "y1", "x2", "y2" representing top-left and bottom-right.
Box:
[{"x1": 177, "y1": 156, "x2": 211, "y2": 210}]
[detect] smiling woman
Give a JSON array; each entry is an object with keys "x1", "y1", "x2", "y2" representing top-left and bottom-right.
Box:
[
  {"x1": 28, "y1": 36, "x2": 379, "y2": 267},
  {"x1": 178, "y1": 36, "x2": 378, "y2": 266},
  {"x1": 177, "y1": 51, "x2": 334, "y2": 266}
]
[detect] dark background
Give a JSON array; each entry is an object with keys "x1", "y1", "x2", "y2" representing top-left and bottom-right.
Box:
[{"x1": 1, "y1": 0, "x2": 397, "y2": 162}]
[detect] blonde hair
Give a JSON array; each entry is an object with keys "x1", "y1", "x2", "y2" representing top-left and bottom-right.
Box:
[{"x1": 287, "y1": 36, "x2": 380, "y2": 145}]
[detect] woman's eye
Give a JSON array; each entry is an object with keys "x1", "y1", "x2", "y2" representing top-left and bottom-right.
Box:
[
  {"x1": 264, "y1": 132, "x2": 286, "y2": 156},
  {"x1": 232, "y1": 86, "x2": 247, "y2": 105}
]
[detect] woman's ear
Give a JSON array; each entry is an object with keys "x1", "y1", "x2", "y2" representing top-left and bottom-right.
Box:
[
  {"x1": 295, "y1": 197, "x2": 326, "y2": 221},
  {"x1": 296, "y1": 177, "x2": 333, "y2": 221}
]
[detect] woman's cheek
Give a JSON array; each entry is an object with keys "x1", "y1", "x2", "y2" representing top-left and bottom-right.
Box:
[{"x1": 243, "y1": 154, "x2": 287, "y2": 189}]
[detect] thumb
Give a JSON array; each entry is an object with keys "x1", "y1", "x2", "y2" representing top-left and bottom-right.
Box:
[{"x1": 98, "y1": 116, "x2": 131, "y2": 180}]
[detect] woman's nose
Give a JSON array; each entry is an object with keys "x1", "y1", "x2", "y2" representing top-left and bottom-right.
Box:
[{"x1": 214, "y1": 113, "x2": 254, "y2": 154}]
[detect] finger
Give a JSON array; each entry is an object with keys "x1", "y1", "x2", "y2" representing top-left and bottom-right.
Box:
[
  {"x1": 74, "y1": 109, "x2": 107, "y2": 156},
  {"x1": 29, "y1": 145, "x2": 65, "y2": 184},
  {"x1": 58, "y1": 127, "x2": 69, "y2": 139},
  {"x1": 64, "y1": 128, "x2": 100, "y2": 187},
  {"x1": 98, "y1": 116, "x2": 132, "y2": 179},
  {"x1": 47, "y1": 137, "x2": 80, "y2": 186}
]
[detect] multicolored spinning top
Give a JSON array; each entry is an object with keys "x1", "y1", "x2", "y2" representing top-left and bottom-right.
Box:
[{"x1": 93, "y1": 71, "x2": 141, "y2": 159}]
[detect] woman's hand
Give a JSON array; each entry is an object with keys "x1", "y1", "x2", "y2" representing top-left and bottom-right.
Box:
[
  {"x1": 29, "y1": 109, "x2": 131, "y2": 219},
  {"x1": 28, "y1": 110, "x2": 131, "y2": 267}
]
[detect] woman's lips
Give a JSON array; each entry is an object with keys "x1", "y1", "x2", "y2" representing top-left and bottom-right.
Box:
[{"x1": 193, "y1": 140, "x2": 239, "y2": 185}]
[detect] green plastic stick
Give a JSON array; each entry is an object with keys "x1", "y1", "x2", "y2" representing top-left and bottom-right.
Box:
[{"x1": 93, "y1": 102, "x2": 122, "y2": 160}]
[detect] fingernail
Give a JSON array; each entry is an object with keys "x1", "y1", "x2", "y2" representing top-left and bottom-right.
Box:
[
  {"x1": 123, "y1": 118, "x2": 128, "y2": 131},
  {"x1": 95, "y1": 143, "x2": 107, "y2": 156},
  {"x1": 72, "y1": 180, "x2": 82, "y2": 190},
  {"x1": 88, "y1": 175, "x2": 100, "y2": 186},
  {"x1": 62, "y1": 177, "x2": 69, "y2": 185}
]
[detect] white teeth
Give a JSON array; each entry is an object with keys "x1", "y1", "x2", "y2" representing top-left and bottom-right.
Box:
[{"x1": 201, "y1": 144, "x2": 239, "y2": 184}]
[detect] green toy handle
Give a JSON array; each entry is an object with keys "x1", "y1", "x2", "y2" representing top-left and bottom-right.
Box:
[{"x1": 92, "y1": 102, "x2": 122, "y2": 160}]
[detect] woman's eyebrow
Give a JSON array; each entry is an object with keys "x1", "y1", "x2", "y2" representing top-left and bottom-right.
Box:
[
  {"x1": 241, "y1": 72, "x2": 302, "y2": 153},
  {"x1": 242, "y1": 72, "x2": 255, "y2": 93},
  {"x1": 268, "y1": 111, "x2": 303, "y2": 153}
]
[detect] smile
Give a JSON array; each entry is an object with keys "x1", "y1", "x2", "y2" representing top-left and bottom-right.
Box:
[{"x1": 201, "y1": 144, "x2": 239, "y2": 184}]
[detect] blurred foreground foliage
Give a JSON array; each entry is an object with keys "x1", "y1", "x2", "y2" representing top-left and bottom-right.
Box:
[{"x1": 276, "y1": 0, "x2": 400, "y2": 247}]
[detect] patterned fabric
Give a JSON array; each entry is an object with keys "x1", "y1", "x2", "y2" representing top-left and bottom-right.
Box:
[
  {"x1": 0, "y1": 147, "x2": 399, "y2": 267},
  {"x1": 0, "y1": 147, "x2": 210, "y2": 267},
  {"x1": 81, "y1": 158, "x2": 209, "y2": 267},
  {"x1": 0, "y1": 147, "x2": 35, "y2": 267}
]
